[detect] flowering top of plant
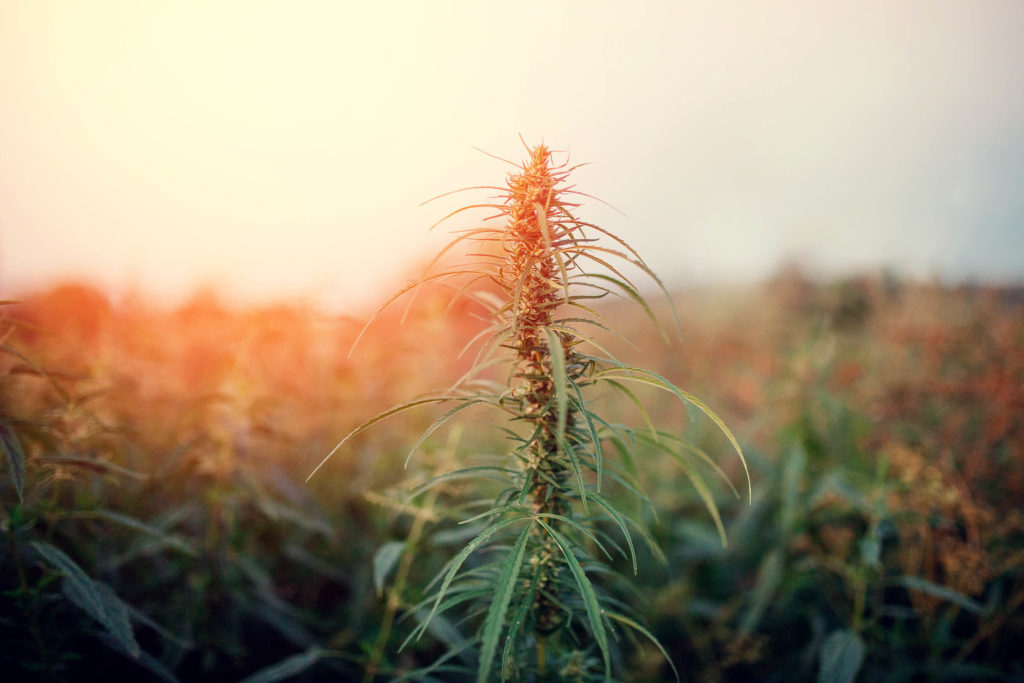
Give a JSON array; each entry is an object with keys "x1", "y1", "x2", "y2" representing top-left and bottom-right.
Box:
[{"x1": 310, "y1": 141, "x2": 749, "y2": 682}]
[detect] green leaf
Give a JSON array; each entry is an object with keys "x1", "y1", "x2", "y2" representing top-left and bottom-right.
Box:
[
  {"x1": 669, "y1": 449, "x2": 727, "y2": 547},
  {"x1": 818, "y1": 629, "x2": 865, "y2": 683},
  {"x1": 739, "y1": 550, "x2": 783, "y2": 635},
  {"x1": 410, "y1": 466, "x2": 519, "y2": 499},
  {"x1": 897, "y1": 575, "x2": 987, "y2": 614},
  {"x1": 546, "y1": 328, "x2": 588, "y2": 512},
  {"x1": 588, "y1": 492, "x2": 638, "y2": 575},
  {"x1": 0, "y1": 421, "x2": 25, "y2": 502},
  {"x1": 373, "y1": 541, "x2": 406, "y2": 597},
  {"x1": 582, "y1": 271, "x2": 665, "y2": 341},
  {"x1": 605, "y1": 432, "x2": 639, "y2": 482},
  {"x1": 102, "y1": 635, "x2": 180, "y2": 681},
  {"x1": 668, "y1": 435, "x2": 740, "y2": 499},
  {"x1": 536, "y1": 520, "x2": 610, "y2": 678},
  {"x1": 239, "y1": 648, "x2": 327, "y2": 683},
  {"x1": 32, "y1": 541, "x2": 141, "y2": 658},
  {"x1": 596, "y1": 368, "x2": 751, "y2": 502},
  {"x1": 416, "y1": 515, "x2": 530, "y2": 642},
  {"x1": 92, "y1": 509, "x2": 196, "y2": 556},
  {"x1": 534, "y1": 513, "x2": 612, "y2": 560},
  {"x1": 606, "y1": 611, "x2": 679, "y2": 682},
  {"x1": 306, "y1": 396, "x2": 459, "y2": 481},
  {"x1": 602, "y1": 379, "x2": 658, "y2": 442},
  {"x1": 502, "y1": 562, "x2": 543, "y2": 680},
  {"x1": 545, "y1": 328, "x2": 569, "y2": 444},
  {"x1": 478, "y1": 521, "x2": 533, "y2": 682},
  {"x1": 564, "y1": 217, "x2": 682, "y2": 336},
  {"x1": 406, "y1": 399, "x2": 489, "y2": 467},
  {"x1": 569, "y1": 378, "x2": 603, "y2": 492}
]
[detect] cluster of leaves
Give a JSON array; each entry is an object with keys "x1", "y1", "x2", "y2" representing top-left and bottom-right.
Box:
[
  {"x1": 600, "y1": 275, "x2": 1024, "y2": 681},
  {"x1": 0, "y1": 288, "x2": 483, "y2": 682}
]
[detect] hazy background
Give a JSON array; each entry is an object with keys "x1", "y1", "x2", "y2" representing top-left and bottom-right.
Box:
[{"x1": 2, "y1": 0, "x2": 1022, "y2": 310}]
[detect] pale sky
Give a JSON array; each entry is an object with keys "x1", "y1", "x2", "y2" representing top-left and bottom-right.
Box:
[{"x1": 2, "y1": 1, "x2": 1022, "y2": 310}]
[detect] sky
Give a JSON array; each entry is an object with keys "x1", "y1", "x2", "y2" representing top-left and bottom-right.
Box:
[{"x1": 1, "y1": 1, "x2": 1022, "y2": 310}]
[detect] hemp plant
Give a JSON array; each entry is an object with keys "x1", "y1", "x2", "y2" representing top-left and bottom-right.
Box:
[{"x1": 310, "y1": 142, "x2": 749, "y2": 681}]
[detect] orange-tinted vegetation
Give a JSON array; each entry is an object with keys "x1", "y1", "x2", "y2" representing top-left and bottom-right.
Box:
[{"x1": 1, "y1": 273, "x2": 1022, "y2": 680}]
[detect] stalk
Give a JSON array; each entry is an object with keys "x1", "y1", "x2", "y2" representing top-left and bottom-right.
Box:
[{"x1": 501, "y1": 144, "x2": 581, "y2": 635}]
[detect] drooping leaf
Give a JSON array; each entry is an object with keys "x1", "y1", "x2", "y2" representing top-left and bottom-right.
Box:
[
  {"x1": 669, "y1": 435, "x2": 740, "y2": 499},
  {"x1": 580, "y1": 271, "x2": 665, "y2": 341},
  {"x1": 588, "y1": 491, "x2": 638, "y2": 575},
  {"x1": 307, "y1": 396, "x2": 460, "y2": 481},
  {"x1": 32, "y1": 541, "x2": 141, "y2": 658},
  {"x1": 595, "y1": 368, "x2": 751, "y2": 501},
  {"x1": 535, "y1": 513, "x2": 612, "y2": 560},
  {"x1": 406, "y1": 399, "x2": 489, "y2": 467},
  {"x1": 410, "y1": 466, "x2": 520, "y2": 499},
  {"x1": 668, "y1": 449, "x2": 726, "y2": 547},
  {"x1": 602, "y1": 378, "x2": 658, "y2": 442},
  {"x1": 606, "y1": 611, "x2": 679, "y2": 682}
]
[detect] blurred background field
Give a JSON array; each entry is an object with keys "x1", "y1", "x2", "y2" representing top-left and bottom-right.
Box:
[{"x1": 2, "y1": 271, "x2": 1022, "y2": 681}]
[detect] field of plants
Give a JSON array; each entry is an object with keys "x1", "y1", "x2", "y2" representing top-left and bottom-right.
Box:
[{"x1": 2, "y1": 270, "x2": 1022, "y2": 681}]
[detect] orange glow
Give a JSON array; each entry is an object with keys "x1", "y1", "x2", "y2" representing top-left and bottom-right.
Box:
[{"x1": 2, "y1": 2, "x2": 1023, "y2": 309}]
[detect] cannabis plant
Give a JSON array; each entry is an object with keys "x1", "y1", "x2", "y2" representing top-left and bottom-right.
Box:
[{"x1": 311, "y1": 142, "x2": 749, "y2": 681}]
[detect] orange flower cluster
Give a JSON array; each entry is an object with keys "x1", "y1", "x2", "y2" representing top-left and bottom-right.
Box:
[{"x1": 499, "y1": 144, "x2": 583, "y2": 635}]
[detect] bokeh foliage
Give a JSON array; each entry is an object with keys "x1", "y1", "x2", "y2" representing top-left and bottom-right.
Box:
[{"x1": 1, "y1": 271, "x2": 1022, "y2": 681}]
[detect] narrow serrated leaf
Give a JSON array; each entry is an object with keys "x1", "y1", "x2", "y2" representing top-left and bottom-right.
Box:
[
  {"x1": 588, "y1": 492, "x2": 638, "y2": 575},
  {"x1": 478, "y1": 522, "x2": 533, "y2": 682},
  {"x1": 545, "y1": 328, "x2": 589, "y2": 512},
  {"x1": 569, "y1": 379, "x2": 603, "y2": 492},
  {"x1": 502, "y1": 562, "x2": 543, "y2": 680},
  {"x1": 536, "y1": 520, "x2": 610, "y2": 678},
  {"x1": 415, "y1": 515, "x2": 529, "y2": 641},
  {"x1": 33, "y1": 542, "x2": 141, "y2": 658},
  {"x1": 545, "y1": 328, "x2": 568, "y2": 444}
]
